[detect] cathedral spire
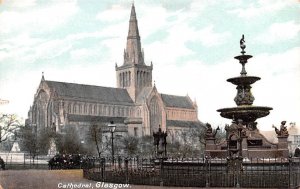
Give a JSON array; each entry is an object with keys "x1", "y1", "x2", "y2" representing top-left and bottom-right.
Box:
[
  {"x1": 124, "y1": 3, "x2": 144, "y2": 65},
  {"x1": 116, "y1": 4, "x2": 153, "y2": 102},
  {"x1": 41, "y1": 72, "x2": 45, "y2": 81}
]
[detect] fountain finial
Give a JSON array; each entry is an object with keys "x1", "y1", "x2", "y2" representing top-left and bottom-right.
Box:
[{"x1": 240, "y1": 34, "x2": 246, "y2": 54}]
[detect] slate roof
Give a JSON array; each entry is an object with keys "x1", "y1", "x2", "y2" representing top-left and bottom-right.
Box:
[
  {"x1": 45, "y1": 80, "x2": 134, "y2": 104},
  {"x1": 166, "y1": 120, "x2": 204, "y2": 128},
  {"x1": 161, "y1": 94, "x2": 194, "y2": 109},
  {"x1": 136, "y1": 87, "x2": 153, "y2": 104}
]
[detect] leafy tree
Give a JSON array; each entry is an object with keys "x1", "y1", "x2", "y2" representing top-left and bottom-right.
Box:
[
  {"x1": 19, "y1": 125, "x2": 38, "y2": 162},
  {"x1": 167, "y1": 141, "x2": 181, "y2": 158},
  {"x1": 139, "y1": 135, "x2": 154, "y2": 157},
  {"x1": 19, "y1": 125, "x2": 56, "y2": 159},
  {"x1": 55, "y1": 126, "x2": 85, "y2": 154},
  {"x1": 0, "y1": 114, "x2": 21, "y2": 144},
  {"x1": 37, "y1": 127, "x2": 56, "y2": 154},
  {"x1": 167, "y1": 128, "x2": 203, "y2": 158}
]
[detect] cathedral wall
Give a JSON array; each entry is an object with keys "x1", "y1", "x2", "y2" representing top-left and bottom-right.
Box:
[
  {"x1": 62, "y1": 100, "x2": 137, "y2": 118},
  {"x1": 166, "y1": 107, "x2": 198, "y2": 121}
]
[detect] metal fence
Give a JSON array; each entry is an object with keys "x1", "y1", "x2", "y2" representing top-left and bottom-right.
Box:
[
  {"x1": 83, "y1": 157, "x2": 300, "y2": 188},
  {"x1": 0, "y1": 152, "x2": 50, "y2": 170}
]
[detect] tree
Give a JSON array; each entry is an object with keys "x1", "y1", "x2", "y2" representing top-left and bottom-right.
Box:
[
  {"x1": 19, "y1": 125, "x2": 38, "y2": 162},
  {"x1": 55, "y1": 126, "x2": 85, "y2": 154},
  {"x1": 19, "y1": 125, "x2": 56, "y2": 162},
  {"x1": 0, "y1": 114, "x2": 21, "y2": 144},
  {"x1": 37, "y1": 127, "x2": 56, "y2": 154},
  {"x1": 167, "y1": 128, "x2": 203, "y2": 158},
  {"x1": 87, "y1": 124, "x2": 108, "y2": 158},
  {"x1": 139, "y1": 136, "x2": 154, "y2": 157},
  {"x1": 122, "y1": 135, "x2": 139, "y2": 156}
]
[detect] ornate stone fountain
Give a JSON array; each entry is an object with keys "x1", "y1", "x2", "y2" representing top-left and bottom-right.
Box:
[
  {"x1": 205, "y1": 35, "x2": 289, "y2": 159},
  {"x1": 217, "y1": 34, "x2": 272, "y2": 129}
]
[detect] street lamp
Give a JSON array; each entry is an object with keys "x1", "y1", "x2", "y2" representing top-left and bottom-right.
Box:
[{"x1": 108, "y1": 121, "x2": 116, "y2": 164}]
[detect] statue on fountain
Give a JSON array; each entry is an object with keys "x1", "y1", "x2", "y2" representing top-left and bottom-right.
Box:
[
  {"x1": 205, "y1": 123, "x2": 220, "y2": 139},
  {"x1": 240, "y1": 34, "x2": 246, "y2": 54},
  {"x1": 272, "y1": 121, "x2": 289, "y2": 137}
]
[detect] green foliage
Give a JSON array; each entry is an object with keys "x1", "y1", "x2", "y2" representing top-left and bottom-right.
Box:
[
  {"x1": 122, "y1": 135, "x2": 140, "y2": 156},
  {"x1": 19, "y1": 125, "x2": 38, "y2": 157},
  {"x1": 139, "y1": 135, "x2": 154, "y2": 157},
  {"x1": 55, "y1": 126, "x2": 85, "y2": 154},
  {"x1": 20, "y1": 124, "x2": 57, "y2": 156},
  {"x1": 0, "y1": 114, "x2": 22, "y2": 143},
  {"x1": 167, "y1": 128, "x2": 203, "y2": 158}
]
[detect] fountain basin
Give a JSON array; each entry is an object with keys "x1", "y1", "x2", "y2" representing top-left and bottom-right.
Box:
[
  {"x1": 227, "y1": 76, "x2": 260, "y2": 85},
  {"x1": 217, "y1": 105, "x2": 273, "y2": 123}
]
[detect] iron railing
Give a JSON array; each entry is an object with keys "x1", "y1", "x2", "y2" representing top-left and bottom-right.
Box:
[{"x1": 83, "y1": 156, "x2": 300, "y2": 188}]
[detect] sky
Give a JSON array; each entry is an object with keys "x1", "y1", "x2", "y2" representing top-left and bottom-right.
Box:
[{"x1": 0, "y1": 0, "x2": 299, "y2": 131}]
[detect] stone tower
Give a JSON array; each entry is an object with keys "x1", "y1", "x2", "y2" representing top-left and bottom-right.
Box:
[{"x1": 115, "y1": 4, "x2": 153, "y2": 102}]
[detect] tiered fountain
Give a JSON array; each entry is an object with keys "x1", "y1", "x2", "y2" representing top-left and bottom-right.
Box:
[
  {"x1": 205, "y1": 35, "x2": 289, "y2": 158},
  {"x1": 217, "y1": 34, "x2": 272, "y2": 129}
]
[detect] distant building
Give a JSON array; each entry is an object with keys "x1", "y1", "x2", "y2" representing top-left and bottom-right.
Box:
[
  {"x1": 0, "y1": 99, "x2": 9, "y2": 105},
  {"x1": 288, "y1": 122, "x2": 300, "y2": 155},
  {"x1": 26, "y1": 4, "x2": 202, "y2": 142}
]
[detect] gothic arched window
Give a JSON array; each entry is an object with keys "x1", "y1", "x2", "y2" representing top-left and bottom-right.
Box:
[
  {"x1": 149, "y1": 96, "x2": 162, "y2": 133},
  {"x1": 89, "y1": 104, "x2": 92, "y2": 115}
]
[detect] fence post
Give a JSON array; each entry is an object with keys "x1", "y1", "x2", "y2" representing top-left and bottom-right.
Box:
[
  {"x1": 159, "y1": 158, "x2": 164, "y2": 186},
  {"x1": 118, "y1": 156, "x2": 121, "y2": 169},
  {"x1": 125, "y1": 157, "x2": 129, "y2": 183},
  {"x1": 101, "y1": 157, "x2": 105, "y2": 180},
  {"x1": 205, "y1": 156, "x2": 209, "y2": 187},
  {"x1": 289, "y1": 157, "x2": 293, "y2": 188}
]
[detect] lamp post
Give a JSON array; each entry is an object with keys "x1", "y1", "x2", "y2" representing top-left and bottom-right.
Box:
[{"x1": 108, "y1": 121, "x2": 116, "y2": 164}]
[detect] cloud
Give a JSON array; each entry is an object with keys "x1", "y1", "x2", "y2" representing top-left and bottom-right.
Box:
[
  {"x1": 229, "y1": 0, "x2": 294, "y2": 19},
  {"x1": 5, "y1": 0, "x2": 37, "y2": 8},
  {"x1": 196, "y1": 25, "x2": 231, "y2": 47},
  {"x1": 0, "y1": 0, "x2": 299, "y2": 132},
  {"x1": 154, "y1": 46, "x2": 300, "y2": 130},
  {"x1": 255, "y1": 21, "x2": 300, "y2": 44},
  {"x1": 0, "y1": 1, "x2": 79, "y2": 34},
  {"x1": 96, "y1": 4, "x2": 128, "y2": 22}
]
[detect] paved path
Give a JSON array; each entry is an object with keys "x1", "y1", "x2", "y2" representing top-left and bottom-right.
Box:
[
  {"x1": 0, "y1": 170, "x2": 277, "y2": 189},
  {"x1": 0, "y1": 170, "x2": 198, "y2": 189}
]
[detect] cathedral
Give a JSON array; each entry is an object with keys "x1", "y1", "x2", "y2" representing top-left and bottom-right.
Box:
[{"x1": 26, "y1": 4, "x2": 202, "y2": 142}]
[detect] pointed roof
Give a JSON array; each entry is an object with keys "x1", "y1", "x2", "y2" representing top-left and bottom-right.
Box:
[
  {"x1": 161, "y1": 94, "x2": 195, "y2": 109},
  {"x1": 124, "y1": 3, "x2": 144, "y2": 65},
  {"x1": 128, "y1": 4, "x2": 139, "y2": 39},
  {"x1": 45, "y1": 80, "x2": 134, "y2": 105}
]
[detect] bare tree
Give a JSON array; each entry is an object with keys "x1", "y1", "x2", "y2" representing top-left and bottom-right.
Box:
[
  {"x1": 89, "y1": 124, "x2": 107, "y2": 158},
  {"x1": 0, "y1": 114, "x2": 21, "y2": 144}
]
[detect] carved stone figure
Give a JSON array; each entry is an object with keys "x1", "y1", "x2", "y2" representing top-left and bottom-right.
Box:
[
  {"x1": 272, "y1": 121, "x2": 289, "y2": 137},
  {"x1": 240, "y1": 34, "x2": 246, "y2": 54},
  {"x1": 205, "y1": 123, "x2": 220, "y2": 139}
]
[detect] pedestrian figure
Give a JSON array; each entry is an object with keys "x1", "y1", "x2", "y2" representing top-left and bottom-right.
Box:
[
  {"x1": 0, "y1": 156, "x2": 5, "y2": 170},
  {"x1": 295, "y1": 145, "x2": 300, "y2": 157}
]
